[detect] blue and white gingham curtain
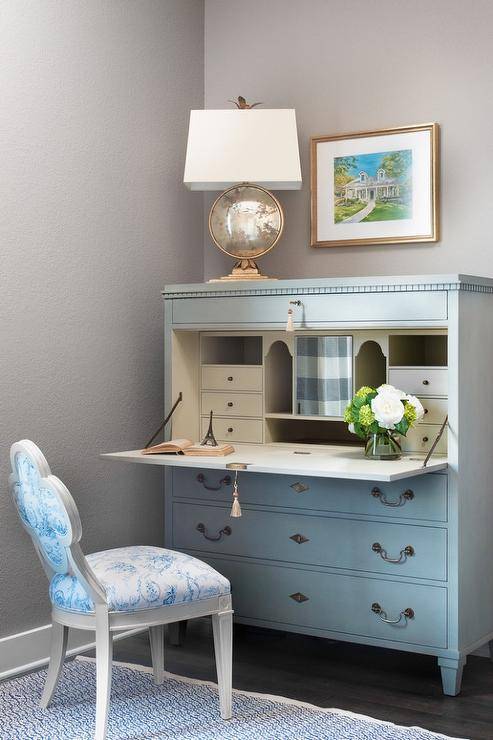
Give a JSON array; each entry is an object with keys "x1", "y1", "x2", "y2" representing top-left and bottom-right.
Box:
[{"x1": 296, "y1": 336, "x2": 353, "y2": 416}]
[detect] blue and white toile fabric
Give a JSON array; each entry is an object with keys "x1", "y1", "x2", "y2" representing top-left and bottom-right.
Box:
[
  {"x1": 11, "y1": 452, "x2": 73, "y2": 574},
  {"x1": 296, "y1": 336, "x2": 353, "y2": 416},
  {"x1": 49, "y1": 546, "x2": 230, "y2": 613}
]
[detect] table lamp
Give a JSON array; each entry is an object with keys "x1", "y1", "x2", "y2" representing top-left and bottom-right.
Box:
[{"x1": 184, "y1": 101, "x2": 302, "y2": 281}]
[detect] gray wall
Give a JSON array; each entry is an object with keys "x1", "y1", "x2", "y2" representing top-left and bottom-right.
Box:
[
  {"x1": 0, "y1": 0, "x2": 204, "y2": 637},
  {"x1": 204, "y1": 0, "x2": 493, "y2": 280}
]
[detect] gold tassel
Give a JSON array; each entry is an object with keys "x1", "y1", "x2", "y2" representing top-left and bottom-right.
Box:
[
  {"x1": 286, "y1": 308, "x2": 294, "y2": 332},
  {"x1": 230, "y1": 472, "x2": 242, "y2": 517}
]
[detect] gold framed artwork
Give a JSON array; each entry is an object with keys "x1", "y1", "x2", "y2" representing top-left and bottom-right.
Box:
[{"x1": 310, "y1": 123, "x2": 439, "y2": 248}]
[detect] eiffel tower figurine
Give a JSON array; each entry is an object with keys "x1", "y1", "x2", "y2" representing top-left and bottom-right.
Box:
[{"x1": 200, "y1": 410, "x2": 218, "y2": 447}]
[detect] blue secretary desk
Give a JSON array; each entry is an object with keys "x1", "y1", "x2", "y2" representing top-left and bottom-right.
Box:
[{"x1": 104, "y1": 274, "x2": 493, "y2": 696}]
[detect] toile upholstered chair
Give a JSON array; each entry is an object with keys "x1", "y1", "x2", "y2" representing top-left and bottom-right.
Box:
[{"x1": 9, "y1": 440, "x2": 233, "y2": 739}]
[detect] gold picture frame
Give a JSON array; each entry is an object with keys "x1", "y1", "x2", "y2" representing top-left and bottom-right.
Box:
[{"x1": 310, "y1": 123, "x2": 439, "y2": 248}]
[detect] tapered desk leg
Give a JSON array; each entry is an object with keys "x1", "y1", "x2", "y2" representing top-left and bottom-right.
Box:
[
  {"x1": 438, "y1": 656, "x2": 466, "y2": 696},
  {"x1": 489, "y1": 639, "x2": 493, "y2": 661}
]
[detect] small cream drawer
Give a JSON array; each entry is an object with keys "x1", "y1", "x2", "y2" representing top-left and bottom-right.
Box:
[
  {"x1": 201, "y1": 392, "x2": 262, "y2": 418},
  {"x1": 201, "y1": 365, "x2": 263, "y2": 392},
  {"x1": 419, "y1": 397, "x2": 448, "y2": 424},
  {"x1": 388, "y1": 367, "x2": 447, "y2": 397},
  {"x1": 200, "y1": 416, "x2": 263, "y2": 443},
  {"x1": 173, "y1": 502, "x2": 447, "y2": 580},
  {"x1": 401, "y1": 424, "x2": 447, "y2": 455},
  {"x1": 202, "y1": 558, "x2": 448, "y2": 648}
]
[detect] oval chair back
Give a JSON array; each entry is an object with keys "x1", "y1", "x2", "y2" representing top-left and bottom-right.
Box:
[{"x1": 9, "y1": 439, "x2": 106, "y2": 607}]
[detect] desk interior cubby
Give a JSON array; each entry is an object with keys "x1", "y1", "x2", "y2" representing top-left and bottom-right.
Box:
[
  {"x1": 265, "y1": 417, "x2": 357, "y2": 445},
  {"x1": 265, "y1": 340, "x2": 293, "y2": 414},
  {"x1": 355, "y1": 340, "x2": 387, "y2": 389},
  {"x1": 201, "y1": 335, "x2": 263, "y2": 365},
  {"x1": 389, "y1": 334, "x2": 447, "y2": 367},
  {"x1": 171, "y1": 328, "x2": 448, "y2": 452}
]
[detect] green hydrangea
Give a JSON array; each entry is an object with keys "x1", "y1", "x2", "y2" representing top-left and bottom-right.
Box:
[
  {"x1": 356, "y1": 386, "x2": 374, "y2": 398},
  {"x1": 359, "y1": 404, "x2": 375, "y2": 426},
  {"x1": 404, "y1": 403, "x2": 417, "y2": 425},
  {"x1": 344, "y1": 405, "x2": 355, "y2": 423}
]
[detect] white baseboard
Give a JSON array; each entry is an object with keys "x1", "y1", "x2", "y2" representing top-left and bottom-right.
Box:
[{"x1": 0, "y1": 623, "x2": 146, "y2": 681}]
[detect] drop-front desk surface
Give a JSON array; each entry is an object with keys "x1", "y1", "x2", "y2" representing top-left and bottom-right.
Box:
[{"x1": 102, "y1": 444, "x2": 447, "y2": 482}]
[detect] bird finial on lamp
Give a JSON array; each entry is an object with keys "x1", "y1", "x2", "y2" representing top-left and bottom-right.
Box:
[{"x1": 228, "y1": 95, "x2": 263, "y2": 109}]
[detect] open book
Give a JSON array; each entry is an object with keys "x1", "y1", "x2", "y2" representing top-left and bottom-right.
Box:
[{"x1": 141, "y1": 439, "x2": 234, "y2": 456}]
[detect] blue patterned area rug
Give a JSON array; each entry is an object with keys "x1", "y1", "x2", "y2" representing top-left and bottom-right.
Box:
[{"x1": 0, "y1": 657, "x2": 465, "y2": 740}]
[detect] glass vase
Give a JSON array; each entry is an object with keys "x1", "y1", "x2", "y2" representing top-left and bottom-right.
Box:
[{"x1": 365, "y1": 431, "x2": 402, "y2": 460}]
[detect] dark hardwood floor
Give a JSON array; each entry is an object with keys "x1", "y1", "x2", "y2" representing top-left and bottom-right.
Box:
[{"x1": 106, "y1": 619, "x2": 493, "y2": 740}]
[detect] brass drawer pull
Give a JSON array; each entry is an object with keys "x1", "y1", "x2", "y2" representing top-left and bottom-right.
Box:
[
  {"x1": 227, "y1": 376, "x2": 234, "y2": 381},
  {"x1": 227, "y1": 401, "x2": 233, "y2": 407},
  {"x1": 227, "y1": 427, "x2": 234, "y2": 433},
  {"x1": 290, "y1": 481, "x2": 309, "y2": 494},
  {"x1": 196, "y1": 522, "x2": 232, "y2": 541},
  {"x1": 372, "y1": 542, "x2": 415, "y2": 563},
  {"x1": 290, "y1": 533, "x2": 309, "y2": 544},
  {"x1": 422, "y1": 379, "x2": 429, "y2": 385},
  {"x1": 422, "y1": 436, "x2": 429, "y2": 443},
  {"x1": 371, "y1": 486, "x2": 414, "y2": 507},
  {"x1": 371, "y1": 602, "x2": 415, "y2": 624},
  {"x1": 290, "y1": 592, "x2": 309, "y2": 603},
  {"x1": 196, "y1": 473, "x2": 231, "y2": 491}
]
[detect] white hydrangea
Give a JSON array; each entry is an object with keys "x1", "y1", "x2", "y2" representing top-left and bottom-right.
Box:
[
  {"x1": 376, "y1": 383, "x2": 406, "y2": 399},
  {"x1": 371, "y1": 391, "x2": 405, "y2": 429},
  {"x1": 405, "y1": 394, "x2": 425, "y2": 421}
]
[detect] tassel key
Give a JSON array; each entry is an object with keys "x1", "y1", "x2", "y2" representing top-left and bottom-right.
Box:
[
  {"x1": 226, "y1": 463, "x2": 248, "y2": 518},
  {"x1": 286, "y1": 300, "x2": 301, "y2": 332},
  {"x1": 230, "y1": 473, "x2": 242, "y2": 517},
  {"x1": 286, "y1": 308, "x2": 294, "y2": 332}
]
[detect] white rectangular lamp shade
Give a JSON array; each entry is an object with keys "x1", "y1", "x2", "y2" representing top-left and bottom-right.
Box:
[{"x1": 184, "y1": 109, "x2": 302, "y2": 191}]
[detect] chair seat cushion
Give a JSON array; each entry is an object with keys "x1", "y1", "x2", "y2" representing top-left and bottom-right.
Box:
[{"x1": 49, "y1": 546, "x2": 230, "y2": 614}]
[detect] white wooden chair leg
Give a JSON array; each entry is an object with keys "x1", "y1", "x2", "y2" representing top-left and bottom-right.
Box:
[
  {"x1": 40, "y1": 621, "x2": 69, "y2": 708},
  {"x1": 212, "y1": 610, "x2": 233, "y2": 720},
  {"x1": 95, "y1": 609, "x2": 113, "y2": 740},
  {"x1": 149, "y1": 625, "x2": 165, "y2": 685}
]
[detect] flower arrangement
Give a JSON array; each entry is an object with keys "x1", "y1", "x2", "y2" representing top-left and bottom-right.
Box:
[{"x1": 344, "y1": 384, "x2": 424, "y2": 459}]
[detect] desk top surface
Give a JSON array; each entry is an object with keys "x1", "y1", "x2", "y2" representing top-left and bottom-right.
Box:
[
  {"x1": 162, "y1": 273, "x2": 493, "y2": 298},
  {"x1": 101, "y1": 444, "x2": 447, "y2": 482}
]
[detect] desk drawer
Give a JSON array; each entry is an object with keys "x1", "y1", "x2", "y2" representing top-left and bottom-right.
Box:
[
  {"x1": 401, "y1": 424, "x2": 447, "y2": 455},
  {"x1": 201, "y1": 392, "x2": 262, "y2": 418},
  {"x1": 200, "y1": 416, "x2": 263, "y2": 444},
  {"x1": 204, "y1": 558, "x2": 447, "y2": 648},
  {"x1": 172, "y1": 468, "x2": 448, "y2": 523},
  {"x1": 173, "y1": 502, "x2": 447, "y2": 580},
  {"x1": 419, "y1": 398, "x2": 448, "y2": 425},
  {"x1": 201, "y1": 366, "x2": 263, "y2": 392},
  {"x1": 172, "y1": 291, "x2": 448, "y2": 327},
  {"x1": 388, "y1": 368, "x2": 447, "y2": 397}
]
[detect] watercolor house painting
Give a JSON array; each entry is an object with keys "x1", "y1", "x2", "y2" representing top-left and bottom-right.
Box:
[
  {"x1": 343, "y1": 169, "x2": 400, "y2": 202},
  {"x1": 334, "y1": 149, "x2": 412, "y2": 224}
]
